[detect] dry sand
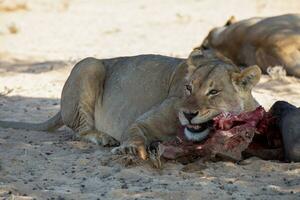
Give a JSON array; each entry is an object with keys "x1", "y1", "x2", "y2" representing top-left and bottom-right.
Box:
[{"x1": 0, "y1": 0, "x2": 300, "y2": 199}]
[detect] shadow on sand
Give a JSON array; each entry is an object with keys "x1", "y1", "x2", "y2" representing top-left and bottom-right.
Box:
[{"x1": 0, "y1": 60, "x2": 75, "y2": 74}]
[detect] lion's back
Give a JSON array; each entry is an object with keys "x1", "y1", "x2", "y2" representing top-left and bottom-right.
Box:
[{"x1": 245, "y1": 14, "x2": 300, "y2": 47}]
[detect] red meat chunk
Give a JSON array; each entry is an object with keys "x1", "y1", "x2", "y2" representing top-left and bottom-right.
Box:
[{"x1": 160, "y1": 106, "x2": 282, "y2": 162}]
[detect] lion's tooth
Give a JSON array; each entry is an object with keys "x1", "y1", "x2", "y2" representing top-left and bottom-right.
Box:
[{"x1": 187, "y1": 124, "x2": 202, "y2": 130}]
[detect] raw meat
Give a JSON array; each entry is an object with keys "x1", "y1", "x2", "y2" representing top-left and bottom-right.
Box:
[{"x1": 159, "y1": 106, "x2": 282, "y2": 162}]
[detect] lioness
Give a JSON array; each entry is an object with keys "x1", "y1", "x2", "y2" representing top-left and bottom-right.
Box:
[
  {"x1": 0, "y1": 50, "x2": 261, "y2": 160},
  {"x1": 200, "y1": 14, "x2": 300, "y2": 77}
]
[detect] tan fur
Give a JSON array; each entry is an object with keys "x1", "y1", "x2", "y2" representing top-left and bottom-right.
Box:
[
  {"x1": 0, "y1": 51, "x2": 261, "y2": 160},
  {"x1": 200, "y1": 14, "x2": 300, "y2": 77}
]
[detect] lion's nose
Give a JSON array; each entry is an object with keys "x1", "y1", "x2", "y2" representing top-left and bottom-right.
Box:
[{"x1": 183, "y1": 111, "x2": 199, "y2": 122}]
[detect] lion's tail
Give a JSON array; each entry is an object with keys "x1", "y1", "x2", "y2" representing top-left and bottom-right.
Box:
[{"x1": 0, "y1": 111, "x2": 64, "y2": 132}]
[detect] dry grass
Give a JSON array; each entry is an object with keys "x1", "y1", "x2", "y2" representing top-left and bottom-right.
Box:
[
  {"x1": 0, "y1": 0, "x2": 28, "y2": 12},
  {"x1": 267, "y1": 66, "x2": 287, "y2": 80},
  {"x1": 7, "y1": 23, "x2": 19, "y2": 34}
]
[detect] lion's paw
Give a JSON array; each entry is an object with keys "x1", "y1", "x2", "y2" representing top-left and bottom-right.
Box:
[
  {"x1": 80, "y1": 131, "x2": 120, "y2": 147},
  {"x1": 100, "y1": 134, "x2": 120, "y2": 147},
  {"x1": 111, "y1": 143, "x2": 147, "y2": 160}
]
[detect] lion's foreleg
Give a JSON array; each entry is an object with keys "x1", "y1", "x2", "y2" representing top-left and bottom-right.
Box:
[{"x1": 112, "y1": 97, "x2": 181, "y2": 159}]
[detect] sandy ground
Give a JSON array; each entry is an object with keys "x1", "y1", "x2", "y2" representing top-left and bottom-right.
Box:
[{"x1": 0, "y1": 0, "x2": 300, "y2": 199}]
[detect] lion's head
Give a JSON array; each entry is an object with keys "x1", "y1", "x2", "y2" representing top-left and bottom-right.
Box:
[
  {"x1": 178, "y1": 49, "x2": 261, "y2": 141},
  {"x1": 200, "y1": 16, "x2": 237, "y2": 51}
]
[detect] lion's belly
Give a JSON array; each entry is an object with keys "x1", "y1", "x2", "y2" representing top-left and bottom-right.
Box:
[{"x1": 94, "y1": 55, "x2": 182, "y2": 141}]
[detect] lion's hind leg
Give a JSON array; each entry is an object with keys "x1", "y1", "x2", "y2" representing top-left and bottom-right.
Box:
[{"x1": 61, "y1": 57, "x2": 119, "y2": 147}]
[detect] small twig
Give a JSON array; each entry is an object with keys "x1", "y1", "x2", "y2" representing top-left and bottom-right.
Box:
[{"x1": 0, "y1": 86, "x2": 13, "y2": 96}]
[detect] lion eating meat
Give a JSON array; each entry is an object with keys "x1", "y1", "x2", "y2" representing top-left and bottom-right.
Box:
[
  {"x1": 200, "y1": 14, "x2": 300, "y2": 77},
  {"x1": 0, "y1": 50, "x2": 265, "y2": 160}
]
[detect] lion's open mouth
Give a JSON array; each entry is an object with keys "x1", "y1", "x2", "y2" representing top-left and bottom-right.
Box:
[
  {"x1": 184, "y1": 120, "x2": 214, "y2": 142},
  {"x1": 185, "y1": 120, "x2": 214, "y2": 133}
]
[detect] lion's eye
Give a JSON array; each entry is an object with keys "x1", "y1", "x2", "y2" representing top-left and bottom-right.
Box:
[
  {"x1": 185, "y1": 84, "x2": 192, "y2": 94},
  {"x1": 207, "y1": 89, "x2": 219, "y2": 96}
]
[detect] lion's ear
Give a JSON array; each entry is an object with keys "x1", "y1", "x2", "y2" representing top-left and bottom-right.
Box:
[
  {"x1": 225, "y1": 16, "x2": 236, "y2": 26},
  {"x1": 187, "y1": 49, "x2": 204, "y2": 66},
  {"x1": 232, "y1": 65, "x2": 261, "y2": 91},
  {"x1": 186, "y1": 49, "x2": 204, "y2": 78}
]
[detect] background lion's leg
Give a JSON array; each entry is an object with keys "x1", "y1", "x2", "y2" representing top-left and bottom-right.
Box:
[
  {"x1": 256, "y1": 47, "x2": 300, "y2": 77},
  {"x1": 61, "y1": 57, "x2": 118, "y2": 146}
]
